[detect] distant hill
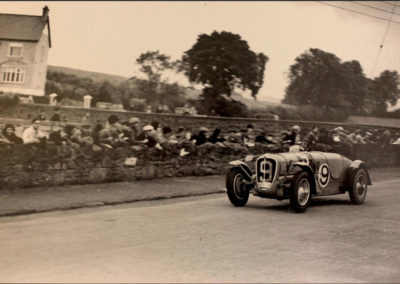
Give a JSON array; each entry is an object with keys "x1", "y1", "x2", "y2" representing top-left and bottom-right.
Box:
[
  {"x1": 47, "y1": 65, "x2": 293, "y2": 111},
  {"x1": 48, "y1": 65, "x2": 128, "y2": 85}
]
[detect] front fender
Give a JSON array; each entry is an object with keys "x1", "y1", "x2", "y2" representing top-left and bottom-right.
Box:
[
  {"x1": 228, "y1": 161, "x2": 253, "y2": 181},
  {"x1": 290, "y1": 162, "x2": 317, "y2": 194}
]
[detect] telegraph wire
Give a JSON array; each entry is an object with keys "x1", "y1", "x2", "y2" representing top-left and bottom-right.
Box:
[
  {"x1": 370, "y1": 3, "x2": 396, "y2": 77},
  {"x1": 317, "y1": 1, "x2": 400, "y2": 24},
  {"x1": 350, "y1": 1, "x2": 400, "y2": 16}
]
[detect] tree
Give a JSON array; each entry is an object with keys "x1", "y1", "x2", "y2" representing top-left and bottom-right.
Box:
[
  {"x1": 182, "y1": 31, "x2": 268, "y2": 99},
  {"x1": 135, "y1": 50, "x2": 185, "y2": 110},
  {"x1": 96, "y1": 81, "x2": 120, "y2": 103},
  {"x1": 367, "y1": 70, "x2": 400, "y2": 115},
  {"x1": 284, "y1": 48, "x2": 360, "y2": 110}
]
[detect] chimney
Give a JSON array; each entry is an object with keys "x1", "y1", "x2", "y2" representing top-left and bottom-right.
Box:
[{"x1": 42, "y1": 6, "x2": 49, "y2": 22}]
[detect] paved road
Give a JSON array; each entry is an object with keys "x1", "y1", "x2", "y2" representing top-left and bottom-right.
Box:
[{"x1": 1, "y1": 169, "x2": 400, "y2": 283}]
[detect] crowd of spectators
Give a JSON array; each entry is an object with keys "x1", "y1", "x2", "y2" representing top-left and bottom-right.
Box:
[{"x1": 1, "y1": 111, "x2": 399, "y2": 160}]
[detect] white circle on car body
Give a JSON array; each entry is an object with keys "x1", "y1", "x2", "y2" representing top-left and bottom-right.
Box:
[{"x1": 318, "y1": 163, "x2": 330, "y2": 188}]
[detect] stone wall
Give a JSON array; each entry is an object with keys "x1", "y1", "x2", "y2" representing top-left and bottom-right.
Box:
[{"x1": 0, "y1": 141, "x2": 399, "y2": 190}]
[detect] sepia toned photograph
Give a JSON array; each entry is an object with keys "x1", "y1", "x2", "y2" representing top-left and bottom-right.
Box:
[{"x1": 0, "y1": 1, "x2": 399, "y2": 282}]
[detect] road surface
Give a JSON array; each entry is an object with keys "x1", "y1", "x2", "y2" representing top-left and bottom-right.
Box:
[{"x1": 1, "y1": 169, "x2": 400, "y2": 283}]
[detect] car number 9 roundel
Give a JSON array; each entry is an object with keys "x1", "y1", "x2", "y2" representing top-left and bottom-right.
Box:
[{"x1": 318, "y1": 163, "x2": 330, "y2": 188}]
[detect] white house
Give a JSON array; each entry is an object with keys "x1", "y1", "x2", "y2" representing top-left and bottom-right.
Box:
[{"x1": 0, "y1": 6, "x2": 51, "y2": 96}]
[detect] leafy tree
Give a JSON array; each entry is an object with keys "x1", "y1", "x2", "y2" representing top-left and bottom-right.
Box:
[
  {"x1": 136, "y1": 50, "x2": 178, "y2": 83},
  {"x1": 368, "y1": 70, "x2": 400, "y2": 114},
  {"x1": 284, "y1": 48, "x2": 358, "y2": 110},
  {"x1": 135, "y1": 50, "x2": 185, "y2": 110},
  {"x1": 182, "y1": 31, "x2": 268, "y2": 99},
  {"x1": 96, "y1": 81, "x2": 120, "y2": 103}
]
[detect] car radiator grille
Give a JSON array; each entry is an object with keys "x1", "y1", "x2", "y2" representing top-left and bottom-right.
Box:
[{"x1": 256, "y1": 157, "x2": 277, "y2": 183}]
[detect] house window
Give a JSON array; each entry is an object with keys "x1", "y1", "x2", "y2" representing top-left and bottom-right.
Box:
[
  {"x1": 8, "y1": 43, "x2": 23, "y2": 58},
  {"x1": 1, "y1": 66, "x2": 25, "y2": 83}
]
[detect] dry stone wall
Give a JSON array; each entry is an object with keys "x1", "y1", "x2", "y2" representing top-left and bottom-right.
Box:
[{"x1": 0, "y1": 141, "x2": 399, "y2": 190}]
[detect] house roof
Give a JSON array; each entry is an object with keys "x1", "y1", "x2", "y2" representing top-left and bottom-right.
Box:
[
  {"x1": 346, "y1": 116, "x2": 400, "y2": 129},
  {"x1": 0, "y1": 13, "x2": 51, "y2": 47}
]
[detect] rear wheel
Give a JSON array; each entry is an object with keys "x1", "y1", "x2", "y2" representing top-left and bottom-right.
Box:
[
  {"x1": 290, "y1": 171, "x2": 312, "y2": 213},
  {"x1": 226, "y1": 168, "x2": 250, "y2": 207},
  {"x1": 349, "y1": 169, "x2": 368, "y2": 205}
]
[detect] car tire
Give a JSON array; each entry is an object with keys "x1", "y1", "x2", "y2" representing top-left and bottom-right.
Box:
[
  {"x1": 290, "y1": 171, "x2": 312, "y2": 213},
  {"x1": 349, "y1": 168, "x2": 368, "y2": 205},
  {"x1": 226, "y1": 168, "x2": 249, "y2": 207}
]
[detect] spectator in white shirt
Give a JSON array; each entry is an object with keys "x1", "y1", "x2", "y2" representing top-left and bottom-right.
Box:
[{"x1": 22, "y1": 118, "x2": 46, "y2": 144}]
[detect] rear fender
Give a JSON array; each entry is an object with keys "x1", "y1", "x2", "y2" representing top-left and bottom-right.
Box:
[
  {"x1": 291, "y1": 162, "x2": 317, "y2": 194},
  {"x1": 345, "y1": 160, "x2": 372, "y2": 187},
  {"x1": 229, "y1": 161, "x2": 252, "y2": 181}
]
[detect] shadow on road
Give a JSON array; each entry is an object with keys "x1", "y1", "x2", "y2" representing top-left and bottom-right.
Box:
[{"x1": 243, "y1": 196, "x2": 352, "y2": 212}]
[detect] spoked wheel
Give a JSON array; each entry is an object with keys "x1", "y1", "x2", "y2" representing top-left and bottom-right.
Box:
[
  {"x1": 226, "y1": 168, "x2": 250, "y2": 207},
  {"x1": 349, "y1": 169, "x2": 368, "y2": 205},
  {"x1": 290, "y1": 172, "x2": 312, "y2": 213}
]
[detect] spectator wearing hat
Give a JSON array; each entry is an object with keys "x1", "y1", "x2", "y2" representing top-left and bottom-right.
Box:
[
  {"x1": 1, "y1": 124, "x2": 23, "y2": 144},
  {"x1": 136, "y1": 125, "x2": 162, "y2": 148},
  {"x1": 22, "y1": 118, "x2": 47, "y2": 144},
  {"x1": 363, "y1": 131, "x2": 374, "y2": 144}
]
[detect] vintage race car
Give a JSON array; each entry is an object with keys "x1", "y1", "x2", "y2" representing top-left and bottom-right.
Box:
[{"x1": 226, "y1": 151, "x2": 372, "y2": 213}]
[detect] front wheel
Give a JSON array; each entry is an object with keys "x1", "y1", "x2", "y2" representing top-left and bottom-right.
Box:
[
  {"x1": 349, "y1": 169, "x2": 368, "y2": 205},
  {"x1": 226, "y1": 168, "x2": 250, "y2": 207},
  {"x1": 290, "y1": 171, "x2": 312, "y2": 213}
]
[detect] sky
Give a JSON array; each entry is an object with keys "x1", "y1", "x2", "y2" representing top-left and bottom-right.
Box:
[{"x1": 2, "y1": 1, "x2": 400, "y2": 106}]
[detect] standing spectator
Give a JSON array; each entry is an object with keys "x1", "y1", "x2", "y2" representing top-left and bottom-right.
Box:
[
  {"x1": 50, "y1": 107, "x2": 61, "y2": 122},
  {"x1": 1, "y1": 124, "x2": 23, "y2": 144},
  {"x1": 22, "y1": 118, "x2": 46, "y2": 143}
]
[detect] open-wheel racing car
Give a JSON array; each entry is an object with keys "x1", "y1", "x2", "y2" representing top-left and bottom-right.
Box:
[{"x1": 226, "y1": 151, "x2": 372, "y2": 213}]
